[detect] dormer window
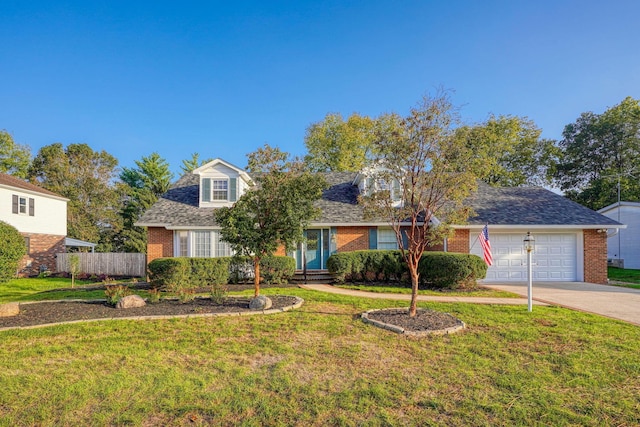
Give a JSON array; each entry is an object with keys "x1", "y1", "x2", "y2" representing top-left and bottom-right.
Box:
[
  {"x1": 201, "y1": 177, "x2": 237, "y2": 203},
  {"x1": 12, "y1": 194, "x2": 35, "y2": 216}
]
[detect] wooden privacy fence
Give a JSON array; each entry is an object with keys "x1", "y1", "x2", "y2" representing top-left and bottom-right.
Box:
[{"x1": 56, "y1": 253, "x2": 147, "y2": 278}]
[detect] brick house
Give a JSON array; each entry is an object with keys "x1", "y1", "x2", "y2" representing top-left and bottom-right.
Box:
[
  {"x1": 136, "y1": 159, "x2": 621, "y2": 284},
  {"x1": 0, "y1": 174, "x2": 68, "y2": 276}
]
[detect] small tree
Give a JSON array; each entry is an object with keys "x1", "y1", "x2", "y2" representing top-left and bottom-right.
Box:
[
  {"x1": 69, "y1": 254, "x2": 81, "y2": 288},
  {"x1": 360, "y1": 91, "x2": 478, "y2": 316},
  {"x1": 215, "y1": 145, "x2": 327, "y2": 297},
  {"x1": 0, "y1": 221, "x2": 26, "y2": 283}
]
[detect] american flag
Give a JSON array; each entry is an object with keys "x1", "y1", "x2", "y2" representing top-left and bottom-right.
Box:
[{"x1": 479, "y1": 225, "x2": 493, "y2": 266}]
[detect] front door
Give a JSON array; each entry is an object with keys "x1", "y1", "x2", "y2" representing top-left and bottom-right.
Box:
[{"x1": 305, "y1": 229, "x2": 322, "y2": 270}]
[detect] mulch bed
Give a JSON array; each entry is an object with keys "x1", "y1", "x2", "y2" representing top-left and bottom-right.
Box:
[
  {"x1": 0, "y1": 296, "x2": 298, "y2": 329},
  {"x1": 366, "y1": 308, "x2": 464, "y2": 333}
]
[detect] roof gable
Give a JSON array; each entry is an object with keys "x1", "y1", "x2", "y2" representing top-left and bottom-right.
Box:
[{"x1": 0, "y1": 173, "x2": 68, "y2": 200}]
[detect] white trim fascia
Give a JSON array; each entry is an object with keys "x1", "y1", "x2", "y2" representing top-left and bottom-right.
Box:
[
  {"x1": 453, "y1": 224, "x2": 627, "y2": 230},
  {"x1": 309, "y1": 222, "x2": 423, "y2": 227},
  {"x1": 598, "y1": 201, "x2": 640, "y2": 214},
  {"x1": 165, "y1": 226, "x2": 222, "y2": 231},
  {"x1": 1, "y1": 184, "x2": 69, "y2": 202},
  {"x1": 192, "y1": 158, "x2": 251, "y2": 181}
]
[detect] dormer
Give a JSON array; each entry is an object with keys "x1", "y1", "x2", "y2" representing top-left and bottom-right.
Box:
[
  {"x1": 352, "y1": 165, "x2": 402, "y2": 206},
  {"x1": 193, "y1": 158, "x2": 252, "y2": 208}
]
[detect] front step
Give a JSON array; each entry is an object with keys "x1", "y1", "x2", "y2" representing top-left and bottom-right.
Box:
[{"x1": 291, "y1": 270, "x2": 334, "y2": 284}]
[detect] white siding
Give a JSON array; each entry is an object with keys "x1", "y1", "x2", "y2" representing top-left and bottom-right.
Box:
[
  {"x1": 601, "y1": 204, "x2": 640, "y2": 269},
  {"x1": 197, "y1": 163, "x2": 247, "y2": 208},
  {"x1": 0, "y1": 187, "x2": 67, "y2": 235}
]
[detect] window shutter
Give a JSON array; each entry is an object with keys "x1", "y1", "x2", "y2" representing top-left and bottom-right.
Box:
[
  {"x1": 392, "y1": 179, "x2": 401, "y2": 201},
  {"x1": 29, "y1": 198, "x2": 35, "y2": 216},
  {"x1": 401, "y1": 229, "x2": 409, "y2": 250},
  {"x1": 12, "y1": 195, "x2": 18, "y2": 214},
  {"x1": 201, "y1": 178, "x2": 211, "y2": 202},
  {"x1": 369, "y1": 228, "x2": 378, "y2": 250},
  {"x1": 229, "y1": 177, "x2": 237, "y2": 202}
]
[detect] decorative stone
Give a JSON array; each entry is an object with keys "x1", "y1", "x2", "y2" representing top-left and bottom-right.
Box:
[
  {"x1": 249, "y1": 295, "x2": 272, "y2": 310},
  {"x1": 0, "y1": 302, "x2": 19, "y2": 317},
  {"x1": 115, "y1": 295, "x2": 146, "y2": 309}
]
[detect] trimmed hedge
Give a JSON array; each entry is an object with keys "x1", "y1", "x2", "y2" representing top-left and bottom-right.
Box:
[
  {"x1": 419, "y1": 252, "x2": 488, "y2": 289},
  {"x1": 148, "y1": 255, "x2": 295, "y2": 290},
  {"x1": 327, "y1": 250, "x2": 487, "y2": 290},
  {"x1": 0, "y1": 221, "x2": 27, "y2": 283}
]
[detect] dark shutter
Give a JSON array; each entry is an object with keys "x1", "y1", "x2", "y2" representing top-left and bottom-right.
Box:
[
  {"x1": 12, "y1": 195, "x2": 18, "y2": 214},
  {"x1": 201, "y1": 178, "x2": 211, "y2": 202},
  {"x1": 401, "y1": 229, "x2": 409, "y2": 250},
  {"x1": 229, "y1": 177, "x2": 237, "y2": 202},
  {"x1": 368, "y1": 228, "x2": 378, "y2": 250},
  {"x1": 29, "y1": 198, "x2": 35, "y2": 216}
]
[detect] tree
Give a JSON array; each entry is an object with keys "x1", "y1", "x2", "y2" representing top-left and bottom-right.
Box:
[
  {"x1": 180, "y1": 152, "x2": 213, "y2": 175},
  {"x1": 119, "y1": 152, "x2": 173, "y2": 252},
  {"x1": 303, "y1": 113, "x2": 378, "y2": 172},
  {"x1": 0, "y1": 130, "x2": 31, "y2": 178},
  {"x1": 28, "y1": 143, "x2": 123, "y2": 251},
  {"x1": 0, "y1": 221, "x2": 26, "y2": 283},
  {"x1": 215, "y1": 145, "x2": 326, "y2": 297},
  {"x1": 554, "y1": 97, "x2": 640, "y2": 210},
  {"x1": 456, "y1": 115, "x2": 559, "y2": 187},
  {"x1": 359, "y1": 92, "x2": 478, "y2": 317}
]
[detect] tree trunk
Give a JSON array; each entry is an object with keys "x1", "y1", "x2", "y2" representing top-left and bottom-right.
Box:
[
  {"x1": 253, "y1": 256, "x2": 261, "y2": 297},
  {"x1": 408, "y1": 263, "x2": 419, "y2": 317}
]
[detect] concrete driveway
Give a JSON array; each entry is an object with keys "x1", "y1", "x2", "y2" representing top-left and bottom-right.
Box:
[{"x1": 481, "y1": 281, "x2": 640, "y2": 326}]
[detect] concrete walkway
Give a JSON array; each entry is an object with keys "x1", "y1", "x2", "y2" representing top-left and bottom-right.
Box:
[
  {"x1": 481, "y1": 281, "x2": 640, "y2": 326},
  {"x1": 299, "y1": 284, "x2": 548, "y2": 305}
]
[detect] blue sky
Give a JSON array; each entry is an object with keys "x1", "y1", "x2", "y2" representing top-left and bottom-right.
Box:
[{"x1": 1, "y1": 1, "x2": 639, "y2": 177}]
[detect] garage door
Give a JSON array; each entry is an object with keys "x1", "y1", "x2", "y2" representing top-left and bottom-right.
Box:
[{"x1": 470, "y1": 233, "x2": 578, "y2": 281}]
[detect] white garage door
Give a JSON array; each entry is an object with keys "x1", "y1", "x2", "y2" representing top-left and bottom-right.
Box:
[{"x1": 470, "y1": 233, "x2": 578, "y2": 281}]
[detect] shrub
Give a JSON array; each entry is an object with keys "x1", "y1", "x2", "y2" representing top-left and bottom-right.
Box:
[
  {"x1": 327, "y1": 253, "x2": 352, "y2": 283},
  {"x1": 104, "y1": 285, "x2": 131, "y2": 306},
  {"x1": 419, "y1": 252, "x2": 487, "y2": 289},
  {"x1": 328, "y1": 251, "x2": 405, "y2": 283},
  {"x1": 209, "y1": 283, "x2": 228, "y2": 304},
  {"x1": 0, "y1": 221, "x2": 26, "y2": 283},
  {"x1": 147, "y1": 288, "x2": 161, "y2": 304},
  {"x1": 189, "y1": 257, "x2": 231, "y2": 288},
  {"x1": 260, "y1": 256, "x2": 296, "y2": 284},
  {"x1": 229, "y1": 256, "x2": 254, "y2": 284},
  {"x1": 148, "y1": 258, "x2": 190, "y2": 290}
]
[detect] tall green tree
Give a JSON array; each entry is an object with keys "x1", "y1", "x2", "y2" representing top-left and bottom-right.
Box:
[
  {"x1": 456, "y1": 115, "x2": 559, "y2": 187},
  {"x1": 119, "y1": 152, "x2": 173, "y2": 252},
  {"x1": 180, "y1": 152, "x2": 213, "y2": 175},
  {"x1": 0, "y1": 130, "x2": 31, "y2": 178},
  {"x1": 215, "y1": 145, "x2": 327, "y2": 297},
  {"x1": 28, "y1": 143, "x2": 122, "y2": 251},
  {"x1": 303, "y1": 113, "x2": 378, "y2": 172},
  {"x1": 360, "y1": 91, "x2": 478, "y2": 317},
  {"x1": 554, "y1": 96, "x2": 640, "y2": 210}
]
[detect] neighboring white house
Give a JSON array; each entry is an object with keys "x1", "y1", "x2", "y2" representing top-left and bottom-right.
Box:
[
  {"x1": 598, "y1": 202, "x2": 640, "y2": 269},
  {"x1": 0, "y1": 173, "x2": 68, "y2": 276}
]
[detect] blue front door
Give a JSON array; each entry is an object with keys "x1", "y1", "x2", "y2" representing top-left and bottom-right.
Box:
[{"x1": 305, "y1": 229, "x2": 322, "y2": 270}]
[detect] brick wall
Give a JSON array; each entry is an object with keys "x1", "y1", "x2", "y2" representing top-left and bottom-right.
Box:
[
  {"x1": 583, "y1": 229, "x2": 608, "y2": 284},
  {"x1": 147, "y1": 227, "x2": 173, "y2": 263},
  {"x1": 336, "y1": 226, "x2": 369, "y2": 252},
  {"x1": 19, "y1": 233, "x2": 65, "y2": 277},
  {"x1": 447, "y1": 229, "x2": 470, "y2": 253}
]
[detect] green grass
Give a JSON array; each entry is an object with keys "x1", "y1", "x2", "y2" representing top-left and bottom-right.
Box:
[
  {"x1": 0, "y1": 284, "x2": 639, "y2": 425},
  {"x1": 336, "y1": 283, "x2": 520, "y2": 298},
  {"x1": 608, "y1": 267, "x2": 640, "y2": 288},
  {"x1": 0, "y1": 277, "x2": 140, "y2": 303}
]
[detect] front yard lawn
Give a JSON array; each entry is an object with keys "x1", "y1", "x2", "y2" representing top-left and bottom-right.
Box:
[
  {"x1": 0, "y1": 277, "x2": 134, "y2": 303},
  {"x1": 336, "y1": 283, "x2": 519, "y2": 298},
  {"x1": 0, "y1": 287, "x2": 638, "y2": 426},
  {"x1": 608, "y1": 267, "x2": 640, "y2": 288}
]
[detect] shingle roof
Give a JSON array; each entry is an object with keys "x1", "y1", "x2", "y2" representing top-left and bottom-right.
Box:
[
  {"x1": 0, "y1": 173, "x2": 66, "y2": 199},
  {"x1": 466, "y1": 182, "x2": 621, "y2": 226},
  {"x1": 137, "y1": 173, "x2": 620, "y2": 228}
]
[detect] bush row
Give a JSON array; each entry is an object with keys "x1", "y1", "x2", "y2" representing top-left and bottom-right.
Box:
[
  {"x1": 147, "y1": 256, "x2": 296, "y2": 292},
  {"x1": 327, "y1": 250, "x2": 487, "y2": 289}
]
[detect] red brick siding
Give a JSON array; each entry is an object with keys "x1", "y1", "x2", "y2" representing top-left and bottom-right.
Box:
[
  {"x1": 336, "y1": 226, "x2": 369, "y2": 252},
  {"x1": 583, "y1": 229, "x2": 608, "y2": 284},
  {"x1": 147, "y1": 227, "x2": 173, "y2": 263},
  {"x1": 447, "y1": 229, "x2": 470, "y2": 253},
  {"x1": 19, "y1": 233, "x2": 65, "y2": 277}
]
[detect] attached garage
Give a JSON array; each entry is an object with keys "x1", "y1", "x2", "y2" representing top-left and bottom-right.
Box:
[{"x1": 469, "y1": 231, "x2": 581, "y2": 282}]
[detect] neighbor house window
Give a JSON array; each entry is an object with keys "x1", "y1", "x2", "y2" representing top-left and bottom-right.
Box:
[
  {"x1": 193, "y1": 231, "x2": 211, "y2": 257},
  {"x1": 377, "y1": 228, "x2": 398, "y2": 250},
  {"x1": 211, "y1": 180, "x2": 228, "y2": 200},
  {"x1": 178, "y1": 231, "x2": 188, "y2": 257},
  {"x1": 12, "y1": 195, "x2": 34, "y2": 215}
]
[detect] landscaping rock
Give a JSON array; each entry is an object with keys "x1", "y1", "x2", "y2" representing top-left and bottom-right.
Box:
[
  {"x1": 115, "y1": 295, "x2": 146, "y2": 309},
  {"x1": 249, "y1": 295, "x2": 272, "y2": 310},
  {"x1": 0, "y1": 302, "x2": 19, "y2": 317}
]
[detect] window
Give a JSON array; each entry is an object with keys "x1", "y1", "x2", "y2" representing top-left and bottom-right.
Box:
[
  {"x1": 19, "y1": 197, "x2": 27, "y2": 214},
  {"x1": 185, "y1": 230, "x2": 233, "y2": 258},
  {"x1": 377, "y1": 228, "x2": 398, "y2": 250},
  {"x1": 193, "y1": 231, "x2": 211, "y2": 257},
  {"x1": 213, "y1": 230, "x2": 232, "y2": 257},
  {"x1": 178, "y1": 231, "x2": 188, "y2": 257},
  {"x1": 211, "y1": 180, "x2": 228, "y2": 200},
  {"x1": 12, "y1": 195, "x2": 34, "y2": 216}
]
